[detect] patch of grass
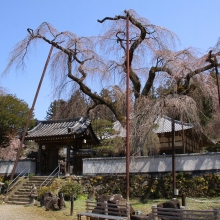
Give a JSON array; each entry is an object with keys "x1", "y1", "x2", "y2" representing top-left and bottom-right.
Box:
[
  {"x1": 184, "y1": 197, "x2": 220, "y2": 210},
  {"x1": 130, "y1": 198, "x2": 166, "y2": 214},
  {"x1": 130, "y1": 197, "x2": 220, "y2": 214},
  {"x1": 0, "y1": 197, "x2": 219, "y2": 220}
]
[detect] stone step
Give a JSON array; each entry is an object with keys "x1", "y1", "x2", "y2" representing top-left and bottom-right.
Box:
[
  {"x1": 31, "y1": 176, "x2": 50, "y2": 180},
  {"x1": 25, "y1": 179, "x2": 53, "y2": 186},
  {"x1": 8, "y1": 197, "x2": 30, "y2": 202},
  {"x1": 23, "y1": 181, "x2": 51, "y2": 187},
  {"x1": 25, "y1": 180, "x2": 46, "y2": 183},
  {"x1": 25, "y1": 179, "x2": 44, "y2": 182},
  {"x1": 14, "y1": 191, "x2": 30, "y2": 196},
  {"x1": 30, "y1": 177, "x2": 53, "y2": 181},
  {"x1": 7, "y1": 200, "x2": 30, "y2": 205},
  {"x1": 22, "y1": 183, "x2": 42, "y2": 188},
  {"x1": 16, "y1": 188, "x2": 31, "y2": 192},
  {"x1": 8, "y1": 196, "x2": 30, "y2": 202},
  {"x1": 6, "y1": 176, "x2": 53, "y2": 205}
]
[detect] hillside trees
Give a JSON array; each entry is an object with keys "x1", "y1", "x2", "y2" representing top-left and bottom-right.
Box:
[
  {"x1": 46, "y1": 89, "x2": 90, "y2": 120},
  {"x1": 46, "y1": 88, "x2": 117, "y2": 122},
  {"x1": 0, "y1": 94, "x2": 36, "y2": 146},
  {"x1": 46, "y1": 99, "x2": 66, "y2": 120},
  {"x1": 4, "y1": 10, "x2": 220, "y2": 155}
]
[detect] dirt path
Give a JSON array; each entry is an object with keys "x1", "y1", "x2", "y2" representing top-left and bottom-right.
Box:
[
  {"x1": 0, "y1": 204, "x2": 36, "y2": 220},
  {"x1": 0, "y1": 203, "x2": 74, "y2": 220},
  {"x1": 0, "y1": 204, "x2": 46, "y2": 220}
]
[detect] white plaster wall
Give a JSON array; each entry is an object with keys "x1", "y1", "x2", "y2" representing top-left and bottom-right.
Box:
[
  {"x1": 83, "y1": 152, "x2": 220, "y2": 174},
  {"x1": 0, "y1": 160, "x2": 36, "y2": 175}
]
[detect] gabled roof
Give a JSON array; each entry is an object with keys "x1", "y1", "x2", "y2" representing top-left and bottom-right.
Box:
[
  {"x1": 26, "y1": 116, "x2": 89, "y2": 138},
  {"x1": 25, "y1": 116, "x2": 99, "y2": 144},
  {"x1": 153, "y1": 116, "x2": 193, "y2": 133}
]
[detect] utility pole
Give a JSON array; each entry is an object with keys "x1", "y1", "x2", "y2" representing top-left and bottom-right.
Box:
[
  {"x1": 171, "y1": 116, "x2": 176, "y2": 197},
  {"x1": 10, "y1": 45, "x2": 54, "y2": 180},
  {"x1": 214, "y1": 55, "x2": 220, "y2": 106},
  {"x1": 126, "y1": 14, "x2": 130, "y2": 201}
]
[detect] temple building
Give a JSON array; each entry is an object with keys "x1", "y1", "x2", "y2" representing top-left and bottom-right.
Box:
[
  {"x1": 154, "y1": 116, "x2": 214, "y2": 154},
  {"x1": 113, "y1": 116, "x2": 214, "y2": 155},
  {"x1": 25, "y1": 116, "x2": 99, "y2": 175}
]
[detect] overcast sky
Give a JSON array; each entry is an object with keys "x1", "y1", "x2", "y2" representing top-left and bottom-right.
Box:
[{"x1": 1, "y1": 0, "x2": 220, "y2": 120}]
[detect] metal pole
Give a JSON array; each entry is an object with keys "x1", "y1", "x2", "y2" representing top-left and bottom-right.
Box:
[
  {"x1": 10, "y1": 45, "x2": 54, "y2": 180},
  {"x1": 66, "y1": 145, "x2": 70, "y2": 176},
  {"x1": 213, "y1": 55, "x2": 220, "y2": 106},
  {"x1": 172, "y1": 117, "x2": 176, "y2": 197},
  {"x1": 70, "y1": 194, "x2": 75, "y2": 216},
  {"x1": 182, "y1": 193, "x2": 186, "y2": 206},
  {"x1": 126, "y1": 14, "x2": 130, "y2": 201},
  {"x1": 215, "y1": 65, "x2": 220, "y2": 106},
  {"x1": 181, "y1": 117, "x2": 186, "y2": 154}
]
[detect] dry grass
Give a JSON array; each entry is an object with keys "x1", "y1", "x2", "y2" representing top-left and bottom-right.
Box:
[
  {"x1": 131, "y1": 197, "x2": 220, "y2": 214},
  {"x1": 0, "y1": 197, "x2": 219, "y2": 220}
]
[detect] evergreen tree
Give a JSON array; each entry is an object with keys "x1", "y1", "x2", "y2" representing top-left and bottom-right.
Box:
[
  {"x1": 45, "y1": 99, "x2": 66, "y2": 120},
  {"x1": 46, "y1": 90, "x2": 89, "y2": 120}
]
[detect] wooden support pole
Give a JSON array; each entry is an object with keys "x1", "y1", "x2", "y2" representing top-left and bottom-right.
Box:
[{"x1": 10, "y1": 45, "x2": 54, "y2": 180}]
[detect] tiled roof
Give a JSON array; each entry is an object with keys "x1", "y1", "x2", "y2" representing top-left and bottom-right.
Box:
[
  {"x1": 113, "y1": 116, "x2": 213, "y2": 146},
  {"x1": 26, "y1": 116, "x2": 90, "y2": 139},
  {"x1": 113, "y1": 116, "x2": 194, "y2": 137},
  {"x1": 153, "y1": 116, "x2": 193, "y2": 133}
]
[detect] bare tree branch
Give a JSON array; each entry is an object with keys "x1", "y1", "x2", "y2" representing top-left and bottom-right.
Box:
[{"x1": 3, "y1": 10, "x2": 220, "y2": 152}]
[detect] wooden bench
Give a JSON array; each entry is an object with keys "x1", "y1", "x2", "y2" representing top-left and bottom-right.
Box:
[
  {"x1": 77, "y1": 200, "x2": 130, "y2": 220},
  {"x1": 152, "y1": 205, "x2": 219, "y2": 220}
]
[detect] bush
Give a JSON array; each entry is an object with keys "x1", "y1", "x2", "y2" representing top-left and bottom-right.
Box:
[
  {"x1": 38, "y1": 186, "x2": 50, "y2": 199},
  {"x1": 59, "y1": 182, "x2": 83, "y2": 200},
  {"x1": 38, "y1": 178, "x2": 65, "y2": 199},
  {"x1": 2, "y1": 180, "x2": 11, "y2": 194}
]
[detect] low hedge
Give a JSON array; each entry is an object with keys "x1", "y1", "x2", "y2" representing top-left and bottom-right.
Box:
[{"x1": 80, "y1": 172, "x2": 220, "y2": 199}]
